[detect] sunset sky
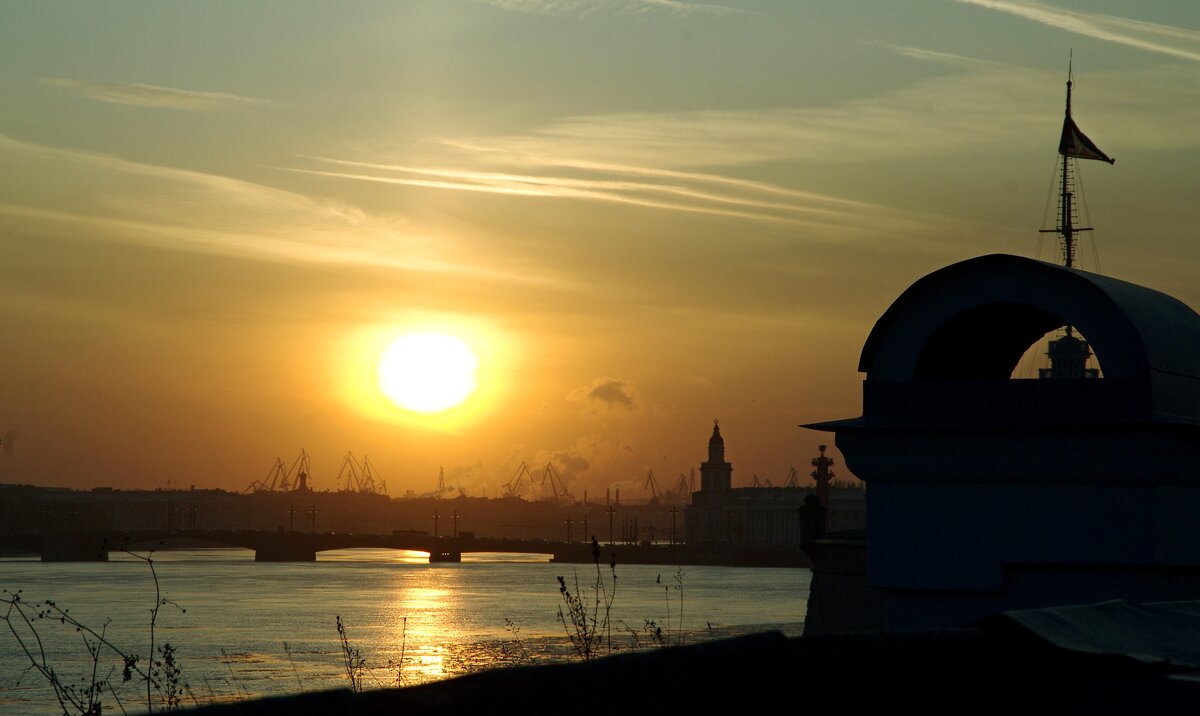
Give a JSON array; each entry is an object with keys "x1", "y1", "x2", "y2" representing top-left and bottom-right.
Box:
[{"x1": 2, "y1": 1, "x2": 1199, "y2": 497}]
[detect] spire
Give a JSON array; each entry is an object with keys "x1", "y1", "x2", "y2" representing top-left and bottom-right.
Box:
[
  {"x1": 700, "y1": 419, "x2": 732, "y2": 492},
  {"x1": 708, "y1": 419, "x2": 724, "y2": 462}
]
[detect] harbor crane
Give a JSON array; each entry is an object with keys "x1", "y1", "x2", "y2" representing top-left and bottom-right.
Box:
[
  {"x1": 784, "y1": 466, "x2": 801, "y2": 488},
  {"x1": 540, "y1": 463, "x2": 574, "y2": 504},
  {"x1": 336, "y1": 452, "x2": 388, "y2": 495},
  {"x1": 244, "y1": 449, "x2": 312, "y2": 493},
  {"x1": 359, "y1": 455, "x2": 387, "y2": 495},
  {"x1": 503, "y1": 461, "x2": 535, "y2": 498},
  {"x1": 645, "y1": 470, "x2": 662, "y2": 504},
  {"x1": 669, "y1": 469, "x2": 695, "y2": 503},
  {"x1": 415, "y1": 466, "x2": 451, "y2": 499},
  {"x1": 245, "y1": 457, "x2": 288, "y2": 493},
  {"x1": 337, "y1": 451, "x2": 363, "y2": 492},
  {"x1": 287, "y1": 449, "x2": 313, "y2": 491}
]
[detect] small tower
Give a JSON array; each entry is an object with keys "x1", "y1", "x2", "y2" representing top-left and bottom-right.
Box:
[
  {"x1": 810, "y1": 445, "x2": 835, "y2": 509},
  {"x1": 699, "y1": 420, "x2": 732, "y2": 492},
  {"x1": 1039, "y1": 330, "x2": 1099, "y2": 379}
]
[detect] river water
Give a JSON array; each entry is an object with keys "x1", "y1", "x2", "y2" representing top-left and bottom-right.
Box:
[{"x1": 0, "y1": 549, "x2": 809, "y2": 713}]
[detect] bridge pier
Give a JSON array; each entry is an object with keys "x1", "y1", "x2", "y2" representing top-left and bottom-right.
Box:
[
  {"x1": 254, "y1": 533, "x2": 316, "y2": 562},
  {"x1": 40, "y1": 534, "x2": 109, "y2": 562}
]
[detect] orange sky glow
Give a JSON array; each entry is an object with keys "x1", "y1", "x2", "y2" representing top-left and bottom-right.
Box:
[{"x1": 2, "y1": 1, "x2": 1199, "y2": 497}]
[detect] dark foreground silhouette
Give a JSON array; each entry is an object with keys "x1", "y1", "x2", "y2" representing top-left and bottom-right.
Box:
[{"x1": 184, "y1": 600, "x2": 1200, "y2": 716}]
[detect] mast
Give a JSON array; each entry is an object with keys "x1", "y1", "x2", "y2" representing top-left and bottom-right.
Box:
[
  {"x1": 1037, "y1": 60, "x2": 1113, "y2": 378},
  {"x1": 1057, "y1": 128, "x2": 1078, "y2": 270},
  {"x1": 1040, "y1": 60, "x2": 1113, "y2": 270}
]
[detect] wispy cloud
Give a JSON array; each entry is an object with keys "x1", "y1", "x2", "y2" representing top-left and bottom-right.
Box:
[
  {"x1": 0, "y1": 134, "x2": 542, "y2": 285},
  {"x1": 952, "y1": 0, "x2": 1200, "y2": 62},
  {"x1": 291, "y1": 72, "x2": 1051, "y2": 230},
  {"x1": 280, "y1": 156, "x2": 874, "y2": 229},
  {"x1": 447, "y1": 65, "x2": 1200, "y2": 165},
  {"x1": 276, "y1": 71, "x2": 1072, "y2": 236},
  {"x1": 43, "y1": 78, "x2": 269, "y2": 110},
  {"x1": 869, "y1": 42, "x2": 1002, "y2": 69},
  {"x1": 286, "y1": 63, "x2": 1200, "y2": 247},
  {"x1": 476, "y1": 0, "x2": 748, "y2": 17},
  {"x1": 433, "y1": 70, "x2": 1052, "y2": 172}
]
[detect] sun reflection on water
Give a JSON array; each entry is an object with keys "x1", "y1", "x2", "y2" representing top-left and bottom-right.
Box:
[
  {"x1": 379, "y1": 577, "x2": 471, "y2": 684},
  {"x1": 0, "y1": 551, "x2": 808, "y2": 712},
  {"x1": 317, "y1": 548, "x2": 429, "y2": 564}
]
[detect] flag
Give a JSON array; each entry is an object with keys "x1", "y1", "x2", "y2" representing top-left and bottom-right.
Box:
[{"x1": 1059, "y1": 116, "x2": 1115, "y2": 164}]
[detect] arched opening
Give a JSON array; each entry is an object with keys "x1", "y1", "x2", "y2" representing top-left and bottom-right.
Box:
[
  {"x1": 1011, "y1": 328, "x2": 1104, "y2": 380},
  {"x1": 912, "y1": 303, "x2": 1104, "y2": 380}
]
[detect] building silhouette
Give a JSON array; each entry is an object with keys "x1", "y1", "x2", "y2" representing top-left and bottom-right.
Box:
[
  {"x1": 684, "y1": 422, "x2": 861, "y2": 549},
  {"x1": 806, "y1": 254, "x2": 1200, "y2": 633}
]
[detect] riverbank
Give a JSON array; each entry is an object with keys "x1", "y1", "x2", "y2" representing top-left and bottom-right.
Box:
[{"x1": 182, "y1": 611, "x2": 1200, "y2": 715}]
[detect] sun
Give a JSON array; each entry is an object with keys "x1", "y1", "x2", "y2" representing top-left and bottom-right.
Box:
[{"x1": 377, "y1": 333, "x2": 480, "y2": 414}]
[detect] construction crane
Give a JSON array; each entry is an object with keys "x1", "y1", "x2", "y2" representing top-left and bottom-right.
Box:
[
  {"x1": 359, "y1": 455, "x2": 387, "y2": 495},
  {"x1": 784, "y1": 466, "x2": 801, "y2": 488},
  {"x1": 336, "y1": 452, "x2": 388, "y2": 495},
  {"x1": 286, "y1": 449, "x2": 313, "y2": 492},
  {"x1": 245, "y1": 457, "x2": 288, "y2": 493},
  {"x1": 645, "y1": 470, "x2": 662, "y2": 504},
  {"x1": 670, "y1": 469, "x2": 695, "y2": 503},
  {"x1": 503, "y1": 461, "x2": 535, "y2": 498},
  {"x1": 244, "y1": 451, "x2": 311, "y2": 493},
  {"x1": 337, "y1": 451, "x2": 363, "y2": 492},
  {"x1": 540, "y1": 463, "x2": 574, "y2": 503}
]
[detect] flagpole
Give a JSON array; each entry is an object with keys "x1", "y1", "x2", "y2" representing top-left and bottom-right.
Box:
[
  {"x1": 1060, "y1": 145, "x2": 1074, "y2": 269},
  {"x1": 1044, "y1": 75, "x2": 1080, "y2": 272},
  {"x1": 1062, "y1": 54, "x2": 1075, "y2": 269},
  {"x1": 1037, "y1": 59, "x2": 1113, "y2": 376}
]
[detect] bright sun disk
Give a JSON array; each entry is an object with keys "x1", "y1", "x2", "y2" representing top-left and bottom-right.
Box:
[{"x1": 377, "y1": 333, "x2": 479, "y2": 414}]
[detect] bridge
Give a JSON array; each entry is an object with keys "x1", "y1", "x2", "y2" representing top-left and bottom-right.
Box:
[{"x1": 0, "y1": 529, "x2": 809, "y2": 567}]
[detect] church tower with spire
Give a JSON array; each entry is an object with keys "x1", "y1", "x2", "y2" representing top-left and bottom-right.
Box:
[
  {"x1": 699, "y1": 420, "x2": 732, "y2": 492},
  {"x1": 686, "y1": 420, "x2": 843, "y2": 550}
]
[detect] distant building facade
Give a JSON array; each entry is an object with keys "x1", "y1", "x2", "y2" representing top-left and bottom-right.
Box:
[{"x1": 684, "y1": 423, "x2": 862, "y2": 548}]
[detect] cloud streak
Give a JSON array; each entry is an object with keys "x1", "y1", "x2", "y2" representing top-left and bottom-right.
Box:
[
  {"x1": 281, "y1": 62, "x2": 1200, "y2": 255},
  {"x1": 282, "y1": 70, "x2": 1069, "y2": 238},
  {"x1": 0, "y1": 134, "x2": 541, "y2": 285},
  {"x1": 44, "y1": 78, "x2": 269, "y2": 110},
  {"x1": 456, "y1": 71, "x2": 1048, "y2": 168},
  {"x1": 280, "y1": 157, "x2": 876, "y2": 230},
  {"x1": 870, "y1": 42, "x2": 1002, "y2": 69},
  {"x1": 476, "y1": 0, "x2": 747, "y2": 17},
  {"x1": 446, "y1": 65, "x2": 1200, "y2": 165},
  {"x1": 952, "y1": 0, "x2": 1200, "y2": 62}
]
